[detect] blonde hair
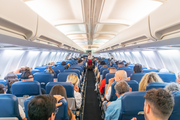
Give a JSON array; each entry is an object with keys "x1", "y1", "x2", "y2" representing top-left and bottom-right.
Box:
[
  {"x1": 66, "y1": 74, "x2": 79, "y2": 86},
  {"x1": 139, "y1": 72, "x2": 163, "y2": 91}
]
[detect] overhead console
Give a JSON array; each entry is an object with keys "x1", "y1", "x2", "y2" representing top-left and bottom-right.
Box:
[{"x1": 149, "y1": 0, "x2": 180, "y2": 40}]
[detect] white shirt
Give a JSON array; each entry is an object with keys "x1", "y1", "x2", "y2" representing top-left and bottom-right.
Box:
[
  {"x1": 105, "y1": 86, "x2": 112, "y2": 101},
  {"x1": 19, "y1": 104, "x2": 25, "y2": 119},
  {"x1": 88, "y1": 55, "x2": 93, "y2": 60},
  {"x1": 74, "y1": 91, "x2": 82, "y2": 109}
]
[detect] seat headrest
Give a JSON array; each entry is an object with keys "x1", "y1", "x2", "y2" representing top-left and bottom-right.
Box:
[
  {"x1": 102, "y1": 70, "x2": 109, "y2": 79},
  {"x1": 34, "y1": 73, "x2": 53, "y2": 82},
  {"x1": 143, "y1": 69, "x2": 159, "y2": 73},
  {"x1": 64, "y1": 69, "x2": 80, "y2": 78},
  {"x1": 0, "y1": 94, "x2": 21, "y2": 119},
  {"x1": 100, "y1": 67, "x2": 109, "y2": 74},
  {"x1": 130, "y1": 73, "x2": 146, "y2": 83},
  {"x1": 34, "y1": 67, "x2": 46, "y2": 72},
  {"x1": 105, "y1": 73, "x2": 115, "y2": 84},
  {"x1": 57, "y1": 72, "x2": 78, "y2": 82},
  {"x1": 11, "y1": 81, "x2": 41, "y2": 97},
  {"x1": 31, "y1": 69, "x2": 40, "y2": 74},
  {"x1": 146, "y1": 82, "x2": 168, "y2": 90},
  {"x1": 46, "y1": 82, "x2": 74, "y2": 97},
  {"x1": 117, "y1": 67, "x2": 132, "y2": 70},
  {"x1": 158, "y1": 73, "x2": 176, "y2": 82}
]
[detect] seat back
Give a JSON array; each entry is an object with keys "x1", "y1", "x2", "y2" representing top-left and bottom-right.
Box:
[
  {"x1": 24, "y1": 96, "x2": 69, "y2": 120},
  {"x1": 126, "y1": 70, "x2": 134, "y2": 77},
  {"x1": 0, "y1": 79, "x2": 9, "y2": 93},
  {"x1": 158, "y1": 73, "x2": 176, "y2": 82},
  {"x1": 105, "y1": 73, "x2": 115, "y2": 84},
  {"x1": 110, "y1": 80, "x2": 139, "y2": 101},
  {"x1": 119, "y1": 91, "x2": 146, "y2": 120},
  {"x1": 0, "y1": 94, "x2": 22, "y2": 120},
  {"x1": 100, "y1": 67, "x2": 109, "y2": 75},
  {"x1": 117, "y1": 67, "x2": 132, "y2": 71},
  {"x1": 102, "y1": 70, "x2": 109, "y2": 80},
  {"x1": 15, "y1": 73, "x2": 22, "y2": 79},
  {"x1": 146, "y1": 82, "x2": 168, "y2": 91},
  {"x1": 131, "y1": 73, "x2": 146, "y2": 83},
  {"x1": 113, "y1": 64, "x2": 118, "y2": 68},
  {"x1": 31, "y1": 69, "x2": 40, "y2": 74},
  {"x1": 34, "y1": 67, "x2": 46, "y2": 72},
  {"x1": 34, "y1": 72, "x2": 53, "y2": 89},
  {"x1": 57, "y1": 72, "x2": 78, "y2": 82},
  {"x1": 64, "y1": 69, "x2": 80, "y2": 79},
  {"x1": 143, "y1": 69, "x2": 159, "y2": 73},
  {"x1": 52, "y1": 67, "x2": 61, "y2": 78},
  {"x1": 128, "y1": 65, "x2": 135, "y2": 69}
]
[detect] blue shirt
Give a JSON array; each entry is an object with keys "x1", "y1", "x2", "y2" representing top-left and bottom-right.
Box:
[{"x1": 105, "y1": 96, "x2": 122, "y2": 120}]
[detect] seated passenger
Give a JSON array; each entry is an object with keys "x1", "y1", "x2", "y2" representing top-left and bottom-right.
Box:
[
  {"x1": 49, "y1": 85, "x2": 76, "y2": 120},
  {"x1": 131, "y1": 88, "x2": 174, "y2": 120},
  {"x1": 0, "y1": 84, "x2": 26, "y2": 120},
  {"x1": 66, "y1": 74, "x2": 82, "y2": 109},
  {"x1": 139, "y1": 72, "x2": 163, "y2": 91},
  {"x1": 96, "y1": 61, "x2": 107, "y2": 82},
  {"x1": 105, "y1": 70, "x2": 127, "y2": 101},
  {"x1": 25, "y1": 66, "x2": 31, "y2": 72},
  {"x1": 159, "y1": 68, "x2": 169, "y2": 73},
  {"x1": 99, "y1": 67, "x2": 117, "y2": 94},
  {"x1": 28, "y1": 95, "x2": 63, "y2": 120},
  {"x1": 118, "y1": 62, "x2": 125, "y2": 68},
  {"x1": 105, "y1": 81, "x2": 131, "y2": 120},
  {"x1": 125, "y1": 62, "x2": 130, "y2": 67},
  {"x1": 164, "y1": 82, "x2": 180, "y2": 93},
  {"x1": 177, "y1": 72, "x2": 180, "y2": 83},
  {"x1": 4, "y1": 72, "x2": 19, "y2": 90},
  {"x1": 46, "y1": 66, "x2": 55, "y2": 76},
  {"x1": 127, "y1": 63, "x2": 143, "y2": 80},
  {"x1": 20, "y1": 71, "x2": 46, "y2": 94},
  {"x1": 64, "y1": 65, "x2": 69, "y2": 70},
  {"x1": 61, "y1": 61, "x2": 67, "y2": 65}
]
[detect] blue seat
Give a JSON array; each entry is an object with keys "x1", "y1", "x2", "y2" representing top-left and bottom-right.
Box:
[
  {"x1": 57, "y1": 72, "x2": 78, "y2": 82},
  {"x1": 31, "y1": 69, "x2": 40, "y2": 74},
  {"x1": 100, "y1": 67, "x2": 109, "y2": 75},
  {"x1": 143, "y1": 69, "x2": 159, "y2": 73},
  {"x1": 15, "y1": 73, "x2": 22, "y2": 79},
  {"x1": 110, "y1": 80, "x2": 139, "y2": 101},
  {"x1": 102, "y1": 70, "x2": 109, "y2": 79},
  {"x1": 142, "y1": 67, "x2": 147, "y2": 69},
  {"x1": 169, "y1": 91, "x2": 180, "y2": 120},
  {"x1": 158, "y1": 73, "x2": 176, "y2": 82},
  {"x1": 0, "y1": 79, "x2": 9, "y2": 92},
  {"x1": 131, "y1": 73, "x2": 146, "y2": 83},
  {"x1": 24, "y1": 96, "x2": 69, "y2": 120},
  {"x1": 126, "y1": 70, "x2": 134, "y2": 77},
  {"x1": 117, "y1": 67, "x2": 132, "y2": 71},
  {"x1": 11, "y1": 81, "x2": 41, "y2": 97},
  {"x1": 34, "y1": 73, "x2": 53, "y2": 89},
  {"x1": 69, "y1": 67, "x2": 83, "y2": 74},
  {"x1": 105, "y1": 73, "x2": 115, "y2": 84},
  {"x1": 113, "y1": 65, "x2": 118, "y2": 68},
  {"x1": 128, "y1": 65, "x2": 135, "y2": 69},
  {"x1": 52, "y1": 67, "x2": 61, "y2": 78},
  {"x1": 56, "y1": 66, "x2": 65, "y2": 72},
  {"x1": 0, "y1": 94, "x2": 22, "y2": 120},
  {"x1": 146, "y1": 82, "x2": 168, "y2": 91},
  {"x1": 34, "y1": 67, "x2": 46, "y2": 72},
  {"x1": 119, "y1": 91, "x2": 146, "y2": 120},
  {"x1": 64, "y1": 69, "x2": 80, "y2": 79}
]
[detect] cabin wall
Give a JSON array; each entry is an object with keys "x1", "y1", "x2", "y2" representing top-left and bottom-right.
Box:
[
  {"x1": 111, "y1": 50, "x2": 180, "y2": 75},
  {"x1": 0, "y1": 50, "x2": 68, "y2": 78}
]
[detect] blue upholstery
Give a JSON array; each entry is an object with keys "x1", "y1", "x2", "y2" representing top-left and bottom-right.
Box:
[
  {"x1": 46, "y1": 82, "x2": 74, "y2": 97},
  {"x1": 110, "y1": 80, "x2": 139, "y2": 101},
  {"x1": 113, "y1": 65, "x2": 118, "y2": 68},
  {"x1": 15, "y1": 73, "x2": 22, "y2": 79},
  {"x1": 143, "y1": 69, "x2": 159, "y2": 73},
  {"x1": 100, "y1": 67, "x2": 109, "y2": 75},
  {"x1": 0, "y1": 79, "x2": 9, "y2": 90},
  {"x1": 24, "y1": 96, "x2": 69, "y2": 120},
  {"x1": 31, "y1": 69, "x2": 40, "y2": 74},
  {"x1": 52, "y1": 67, "x2": 61, "y2": 78},
  {"x1": 128, "y1": 65, "x2": 135, "y2": 69},
  {"x1": 117, "y1": 67, "x2": 132, "y2": 71},
  {"x1": 126, "y1": 70, "x2": 134, "y2": 77},
  {"x1": 146, "y1": 82, "x2": 168, "y2": 91},
  {"x1": 34, "y1": 67, "x2": 46, "y2": 72},
  {"x1": 105, "y1": 73, "x2": 115, "y2": 84},
  {"x1": 57, "y1": 72, "x2": 78, "y2": 82},
  {"x1": 34, "y1": 73, "x2": 53, "y2": 89},
  {"x1": 102, "y1": 70, "x2": 109, "y2": 79},
  {"x1": 119, "y1": 91, "x2": 146, "y2": 120},
  {"x1": 169, "y1": 91, "x2": 180, "y2": 120},
  {"x1": 131, "y1": 73, "x2": 146, "y2": 83},
  {"x1": 0, "y1": 94, "x2": 22, "y2": 120},
  {"x1": 158, "y1": 73, "x2": 176, "y2": 82},
  {"x1": 64, "y1": 69, "x2": 80, "y2": 79},
  {"x1": 11, "y1": 81, "x2": 41, "y2": 97},
  {"x1": 142, "y1": 67, "x2": 147, "y2": 69},
  {"x1": 56, "y1": 66, "x2": 65, "y2": 72},
  {"x1": 69, "y1": 67, "x2": 83, "y2": 73}
]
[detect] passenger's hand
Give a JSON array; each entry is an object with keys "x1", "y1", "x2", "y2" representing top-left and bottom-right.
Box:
[
  {"x1": 131, "y1": 117, "x2": 137, "y2": 120},
  {"x1": 74, "y1": 85, "x2": 79, "y2": 92},
  {"x1": 109, "y1": 78, "x2": 114, "y2": 85},
  {"x1": 53, "y1": 95, "x2": 64, "y2": 107}
]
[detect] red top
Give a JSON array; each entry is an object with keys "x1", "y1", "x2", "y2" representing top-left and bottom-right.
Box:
[
  {"x1": 88, "y1": 60, "x2": 92, "y2": 65},
  {"x1": 100, "y1": 78, "x2": 106, "y2": 94}
]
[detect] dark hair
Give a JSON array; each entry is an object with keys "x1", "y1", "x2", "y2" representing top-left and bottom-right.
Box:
[
  {"x1": 49, "y1": 85, "x2": 72, "y2": 120},
  {"x1": 133, "y1": 64, "x2": 143, "y2": 73},
  {"x1": 144, "y1": 88, "x2": 174, "y2": 119},
  {"x1": 78, "y1": 59, "x2": 83, "y2": 63},
  {"x1": 25, "y1": 67, "x2": 31, "y2": 72},
  {"x1": 100, "y1": 61, "x2": 106, "y2": 65},
  {"x1": 0, "y1": 84, "x2": 5, "y2": 94},
  {"x1": 125, "y1": 63, "x2": 130, "y2": 67},
  {"x1": 115, "y1": 61, "x2": 119, "y2": 65},
  {"x1": 118, "y1": 62, "x2": 124, "y2": 65},
  {"x1": 64, "y1": 65, "x2": 69, "y2": 70},
  {"x1": 61, "y1": 61, "x2": 66, "y2": 65},
  {"x1": 20, "y1": 71, "x2": 33, "y2": 79},
  {"x1": 28, "y1": 95, "x2": 57, "y2": 120}
]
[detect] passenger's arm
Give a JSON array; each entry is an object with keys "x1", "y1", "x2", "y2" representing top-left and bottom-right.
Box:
[
  {"x1": 74, "y1": 92, "x2": 82, "y2": 109},
  {"x1": 105, "y1": 86, "x2": 111, "y2": 101},
  {"x1": 104, "y1": 78, "x2": 114, "y2": 99},
  {"x1": 96, "y1": 73, "x2": 100, "y2": 82},
  {"x1": 18, "y1": 104, "x2": 26, "y2": 120},
  {"x1": 131, "y1": 117, "x2": 137, "y2": 120}
]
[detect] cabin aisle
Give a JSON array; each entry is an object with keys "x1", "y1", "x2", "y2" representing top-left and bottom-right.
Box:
[{"x1": 83, "y1": 70, "x2": 102, "y2": 120}]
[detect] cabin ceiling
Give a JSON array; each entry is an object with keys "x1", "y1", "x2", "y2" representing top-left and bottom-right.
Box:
[{"x1": 23, "y1": 0, "x2": 165, "y2": 50}]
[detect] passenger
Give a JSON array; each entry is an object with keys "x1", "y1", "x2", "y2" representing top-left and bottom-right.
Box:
[
  {"x1": 125, "y1": 63, "x2": 130, "y2": 67},
  {"x1": 25, "y1": 66, "x2": 31, "y2": 72},
  {"x1": 19, "y1": 66, "x2": 26, "y2": 73},
  {"x1": 20, "y1": 71, "x2": 46, "y2": 94},
  {"x1": 66, "y1": 74, "x2": 82, "y2": 109},
  {"x1": 99, "y1": 67, "x2": 117, "y2": 94},
  {"x1": 0, "y1": 84, "x2": 26, "y2": 120},
  {"x1": 159, "y1": 68, "x2": 169, "y2": 73},
  {"x1": 177, "y1": 72, "x2": 180, "y2": 83},
  {"x1": 61, "y1": 61, "x2": 66, "y2": 65},
  {"x1": 105, "y1": 81, "x2": 131, "y2": 120},
  {"x1": 164, "y1": 82, "x2": 180, "y2": 93},
  {"x1": 64, "y1": 65, "x2": 69, "y2": 70},
  {"x1": 28, "y1": 95, "x2": 64, "y2": 120},
  {"x1": 77, "y1": 59, "x2": 83, "y2": 65},
  {"x1": 49, "y1": 85, "x2": 76, "y2": 120},
  {"x1": 118, "y1": 62, "x2": 125, "y2": 68},
  {"x1": 105, "y1": 70, "x2": 127, "y2": 101},
  {"x1": 46, "y1": 66, "x2": 55, "y2": 76},
  {"x1": 131, "y1": 88, "x2": 174, "y2": 120},
  {"x1": 88, "y1": 52, "x2": 93, "y2": 60},
  {"x1": 139, "y1": 72, "x2": 163, "y2": 91},
  {"x1": 134, "y1": 64, "x2": 143, "y2": 73},
  {"x1": 4, "y1": 72, "x2": 19, "y2": 88}
]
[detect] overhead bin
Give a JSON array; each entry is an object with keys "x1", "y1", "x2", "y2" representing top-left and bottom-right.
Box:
[
  {"x1": 0, "y1": 0, "x2": 37, "y2": 40},
  {"x1": 149, "y1": 0, "x2": 180, "y2": 40}
]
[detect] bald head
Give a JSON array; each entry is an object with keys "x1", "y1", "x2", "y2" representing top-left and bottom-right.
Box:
[{"x1": 114, "y1": 70, "x2": 127, "y2": 81}]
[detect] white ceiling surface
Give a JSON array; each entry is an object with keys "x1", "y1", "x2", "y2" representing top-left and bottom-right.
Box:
[{"x1": 24, "y1": 0, "x2": 164, "y2": 50}]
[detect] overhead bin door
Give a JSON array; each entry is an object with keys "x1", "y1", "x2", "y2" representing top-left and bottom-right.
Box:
[
  {"x1": 149, "y1": 0, "x2": 180, "y2": 40},
  {"x1": 0, "y1": 0, "x2": 37, "y2": 40}
]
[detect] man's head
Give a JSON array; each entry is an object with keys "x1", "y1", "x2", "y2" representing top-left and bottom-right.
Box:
[
  {"x1": 28, "y1": 95, "x2": 57, "y2": 120},
  {"x1": 77, "y1": 59, "x2": 83, "y2": 64},
  {"x1": 133, "y1": 64, "x2": 143, "y2": 73},
  {"x1": 164, "y1": 82, "x2": 180, "y2": 93},
  {"x1": 0, "y1": 84, "x2": 6, "y2": 94},
  {"x1": 114, "y1": 81, "x2": 131, "y2": 97},
  {"x1": 144, "y1": 88, "x2": 174, "y2": 120},
  {"x1": 20, "y1": 71, "x2": 33, "y2": 81},
  {"x1": 114, "y1": 70, "x2": 127, "y2": 81},
  {"x1": 109, "y1": 67, "x2": 117, "y2": 73},
  {"x1": 118, "y1": 62, "x2": 125, "y2": 67}
]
